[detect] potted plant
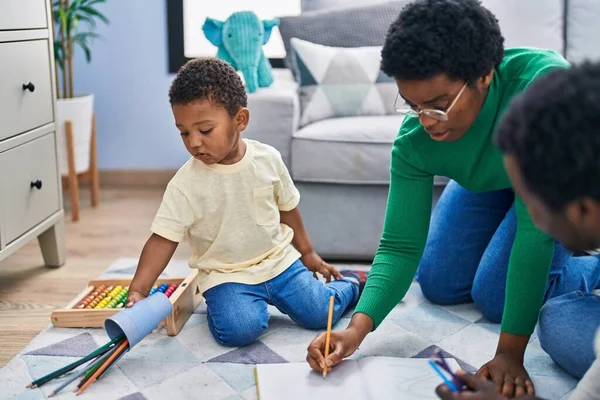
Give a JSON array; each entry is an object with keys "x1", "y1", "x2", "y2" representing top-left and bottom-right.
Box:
[{"x1": 52, "y1": 0, "x2": 109, "y2": 221}]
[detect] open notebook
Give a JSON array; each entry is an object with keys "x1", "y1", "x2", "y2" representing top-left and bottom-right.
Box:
[{"x1": 255, "y1": 356, "x2": 460, "y2": 400}]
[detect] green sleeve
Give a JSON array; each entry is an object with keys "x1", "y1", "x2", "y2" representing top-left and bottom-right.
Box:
[
  {"x1": 500, "y1": 196, "x2": 554, "y2": 335},
  {"x1": 498, "y1": 60, "x2": 568, "y2": 336},
  {"x1": 354, "y1": 133, "x2": 434, "y2": 329}
]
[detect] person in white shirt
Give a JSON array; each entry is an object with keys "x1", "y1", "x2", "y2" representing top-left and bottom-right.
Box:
[{"x1": 125, "y1": 57, "x2": 365, "y2": 347}]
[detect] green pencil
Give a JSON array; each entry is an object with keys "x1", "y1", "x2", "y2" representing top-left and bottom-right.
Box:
[{"x1": 27, "y1": 334, "x2": 124, "y2": 388}]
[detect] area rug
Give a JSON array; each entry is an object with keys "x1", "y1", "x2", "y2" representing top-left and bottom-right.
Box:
[{"x1": 0, "y1": 258, "x2": 579, "y2": 400}]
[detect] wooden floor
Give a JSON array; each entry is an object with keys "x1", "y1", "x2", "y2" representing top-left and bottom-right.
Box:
[{"x1": 0, "y1": 187, "x2": 193, "y2": 368}]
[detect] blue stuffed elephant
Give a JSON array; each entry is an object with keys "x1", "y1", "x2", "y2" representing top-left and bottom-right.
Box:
[{"x1": 203, "y1": 11, "x2": 279, "y2": 93}]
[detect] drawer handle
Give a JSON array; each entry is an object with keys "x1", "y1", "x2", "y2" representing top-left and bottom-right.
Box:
[
  {"x1": 30, "y1": 180, "x2": 43, "y2": 190},
  {"x1": 22, "y1": 82, "x2": 35, "y2": 92}
]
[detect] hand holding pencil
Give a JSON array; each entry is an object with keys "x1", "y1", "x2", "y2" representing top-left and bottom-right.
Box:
[
  {"x1": 306, "y1": 295, "x2": 365, "y2": 375},
  {"x1": 322, "y1": 295, "x2": 335, "y2": 377}
]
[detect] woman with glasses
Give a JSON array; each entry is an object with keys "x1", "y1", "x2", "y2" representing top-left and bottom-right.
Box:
[{"x1": 306, "y1": 0, "x2": 600, "y2": 397}]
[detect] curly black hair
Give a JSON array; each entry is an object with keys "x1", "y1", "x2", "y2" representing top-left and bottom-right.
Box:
[
  {"x1": 168, "y1": 57, "x2": 247, "y2": 116},
  {"x1": 495, "y1": 61, "x2": 600, "y2": 211},
  {"x1": 381, "y1": 0, "x2": 504, "y2": 82}
]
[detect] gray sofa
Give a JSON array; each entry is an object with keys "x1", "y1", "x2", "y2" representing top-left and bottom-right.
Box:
[{"x1": 243, "y1": 0, "x2": 600, "y2": 261}]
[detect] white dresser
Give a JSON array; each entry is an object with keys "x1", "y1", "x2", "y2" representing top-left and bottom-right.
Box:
[{"x1": 0, "y1": 0, "x2": 66, "y2": 267}]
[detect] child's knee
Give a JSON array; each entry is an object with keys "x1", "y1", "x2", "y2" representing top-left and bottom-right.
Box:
[
  {"x1": 210, "y1": 317, "x2": 267, "y2": 347},
  {"x1": 294, "y1": 301, "x2": 341, "y2": 330}
]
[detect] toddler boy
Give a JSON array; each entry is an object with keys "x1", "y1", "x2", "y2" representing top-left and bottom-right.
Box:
[{"x1": 126, "y1": 57, "x2": 363, "y2": 347}]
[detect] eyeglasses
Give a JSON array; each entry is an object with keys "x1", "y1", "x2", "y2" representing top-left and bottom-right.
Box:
[{"x1": 394, "y1": 82, "x2": 468, "y2": 121}]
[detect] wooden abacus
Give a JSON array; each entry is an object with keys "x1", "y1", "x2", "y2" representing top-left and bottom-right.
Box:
[{"x1": 50, "y1": 269, "x2": 201, "y2": 336}]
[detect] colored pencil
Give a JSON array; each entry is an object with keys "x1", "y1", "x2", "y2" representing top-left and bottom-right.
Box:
[
  {"x1": 428, "y1": 360, "x2": 459, "y2": 392},
  {"x1": 76, "y1": 340, "x2": 124, "y2": 389},
  {"x1": 76, "y1": 338, "x2": 129, "y2": 395},
  {"x1": 97, "y1": 347, "x2": 129, "y2": 380},
  {"x1": 431, "y1": 349, "x2": 467, "y2": 390},
  {"x1": 48, "y1": 354, "x2": 104, "y2": 397},
  {"x1": 26, "y1": 334, "x2": 125, "y2": 388},
  {"x1": 323, "y1": 295, "x2": 334, "y2": 378}
]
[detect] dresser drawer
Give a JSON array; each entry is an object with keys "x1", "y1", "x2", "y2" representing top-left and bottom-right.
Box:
[
  {"x1": 0, "y1": 133, "x2": 60, "y2": 244},
  {"x1": 0, "y1": 0, "x2": 48, "y2": 31},
  {"x1": 0, "y1": 40, "x2": 54, "y2": 141}
]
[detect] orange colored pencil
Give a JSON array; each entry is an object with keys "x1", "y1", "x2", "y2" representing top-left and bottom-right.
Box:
[
  {"x1": 323, "y1": 295, "x2": 334, "y2": 378},
  {"x1": 76, "y1": 339, "x2": 129, "y2": 395}
]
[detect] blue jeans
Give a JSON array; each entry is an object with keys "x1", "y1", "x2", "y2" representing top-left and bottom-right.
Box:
[
  {"x1": 537, "y1": 291, "x2": 600, "y2": 379},
  {"x1": 202, "y1": 259, "x2": 359, "y2": 347},
  {"x1": 417, "y1": 180, "x2": 600, "y2": 323}
]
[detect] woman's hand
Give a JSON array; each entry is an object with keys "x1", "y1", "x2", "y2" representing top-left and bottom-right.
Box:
[
  {"x1": 302, "y1": 251, "x2": 342, "y2": 283},
  {"x1": 477, "y1": 353, "x2": 535, "y2": 397},
  {"x1": 306, "y1": 328, "x2": 362, "y2": 372},
  {"x1": 306, "y1": 313, "x2": 373, "y2": 372}
]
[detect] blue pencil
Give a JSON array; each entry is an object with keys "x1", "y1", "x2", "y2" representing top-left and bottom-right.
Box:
[{"x1": 428, "y1": 360, "x2": 459, "y2": 392}]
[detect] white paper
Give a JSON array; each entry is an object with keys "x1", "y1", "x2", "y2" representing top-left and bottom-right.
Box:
[
  {"x1": 359, "y1": 357, "x2": 461, "y2": 400},
  {"x1": 255, "y1": 357, "x2": 460, "y2": 400},
  {"x1": 256, "y1": 360, "x2": 370, "y2": 400}
]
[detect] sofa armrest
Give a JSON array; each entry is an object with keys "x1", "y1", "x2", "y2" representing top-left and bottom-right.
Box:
[{"x1": 244, "y1": 69, "x2": 299, "y2": 168}]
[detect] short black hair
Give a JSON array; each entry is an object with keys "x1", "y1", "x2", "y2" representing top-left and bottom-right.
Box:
[
  {"x1": 168, "y1": 57, "x2": 247, "y2": 116},
  {"x1": 381, "y1": 0, "x2": 504, "y2": 82},
  {"x1": 495, "y1": 61, "x2": 600, "y2": 211}
]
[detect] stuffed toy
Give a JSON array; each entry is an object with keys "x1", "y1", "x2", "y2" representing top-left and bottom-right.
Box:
[{"x1": 203, "y1": 11, "x2": 279, "y2": 93}]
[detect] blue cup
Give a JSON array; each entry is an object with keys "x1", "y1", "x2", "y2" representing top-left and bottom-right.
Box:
[{"x1": 104, "y1": 292, "x2": 173, "y2": 348}]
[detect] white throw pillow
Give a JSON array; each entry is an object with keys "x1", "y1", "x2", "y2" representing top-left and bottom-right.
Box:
[{"x1": 290, "y1": 38, "x2": 397, "y2": 128}]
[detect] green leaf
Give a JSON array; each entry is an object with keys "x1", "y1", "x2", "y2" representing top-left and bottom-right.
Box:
[
  {"x1": 53, "y1": 40, "x2": 65, "y2": 70},
  {"x1": 80, "y1": 6, "x2": 110, "y2": 25},
  {"x1": 74, "y1": 12, "x2": 97, "y2": 29},
  {"x1": 82, "y1": 0, "x2": 107, "y2": 6},
  {"x1": 72, "y1": 33, "x2": 94, "y2": 63},
  {"x1": 80, "y1": 42, "x2": 92, "y2": 63}
]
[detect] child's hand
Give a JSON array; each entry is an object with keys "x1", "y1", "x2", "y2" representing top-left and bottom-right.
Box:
[
  {"x1": 302, "y1": 251, "x2": 342, "y2": 283},
  {"x1": 125, "y1": 291, "x2": 147, "y2": 308},
  {"x1": 436, "y1": 372, "x2": 509, "y2": 399}
]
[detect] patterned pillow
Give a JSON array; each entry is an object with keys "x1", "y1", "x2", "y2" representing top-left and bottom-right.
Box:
[
  {"x1": 278, "y1": 1, "x2": 410, "y2": 74},
  {"x1": 301, "y1": 0, "x2": 392, "y2": 12},
  {"x1": 290, "y1": 38, "x2": 397, "y2": 128}
]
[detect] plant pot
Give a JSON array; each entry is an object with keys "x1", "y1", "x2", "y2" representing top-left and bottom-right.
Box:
[{"x1": 55, "y1": 94, "x2": 94, "y2": 176}]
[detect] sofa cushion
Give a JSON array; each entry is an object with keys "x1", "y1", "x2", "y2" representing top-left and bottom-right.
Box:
[
  {"x1": 301, "y1": 0, "x2": 391, "y2": 12},
  {"x1": 291, "y1": 115, "x2": 403, "y2": 184},
  {"x1": 279, "y1": 1, "x2": 409, "y2": 73},
  {"x1": 291, "y1": 38, "x2": 397, "y2": 128},
  {"x1": 565, "y1": 0, "x2": 600, "y2": 62},
  {"x1": 481, "y1": 0, "x2": 564, "y2": 54}
]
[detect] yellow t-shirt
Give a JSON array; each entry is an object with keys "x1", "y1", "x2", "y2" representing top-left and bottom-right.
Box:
[{"x1": 151, "y1": 139, "x2": 301, "y2": 293}]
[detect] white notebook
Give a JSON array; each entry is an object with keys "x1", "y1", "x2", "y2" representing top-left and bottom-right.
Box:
[{"x1": 254, "y1": 356, "x2": 460, "y2": 400}]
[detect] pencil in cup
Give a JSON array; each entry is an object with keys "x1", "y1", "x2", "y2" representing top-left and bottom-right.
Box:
[{"x1": 323, "y1": 295, "x2": 335, "y2": 378}]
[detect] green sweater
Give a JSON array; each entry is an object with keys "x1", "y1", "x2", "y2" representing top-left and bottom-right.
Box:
[{"x1": 355, "y1": 48, "x2": 570, "y2": 336}]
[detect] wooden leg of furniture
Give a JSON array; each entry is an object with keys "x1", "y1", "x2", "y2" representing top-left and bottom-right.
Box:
[
  {"x1": 65, "y1": 120, "x2": 80, "y2": 222},
  {"x1": 38, "y1": 218, "x2": 66, "y2": 268},
  {"x1": 90, "y1": 113, "x2": 100, "y2": 208}
]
